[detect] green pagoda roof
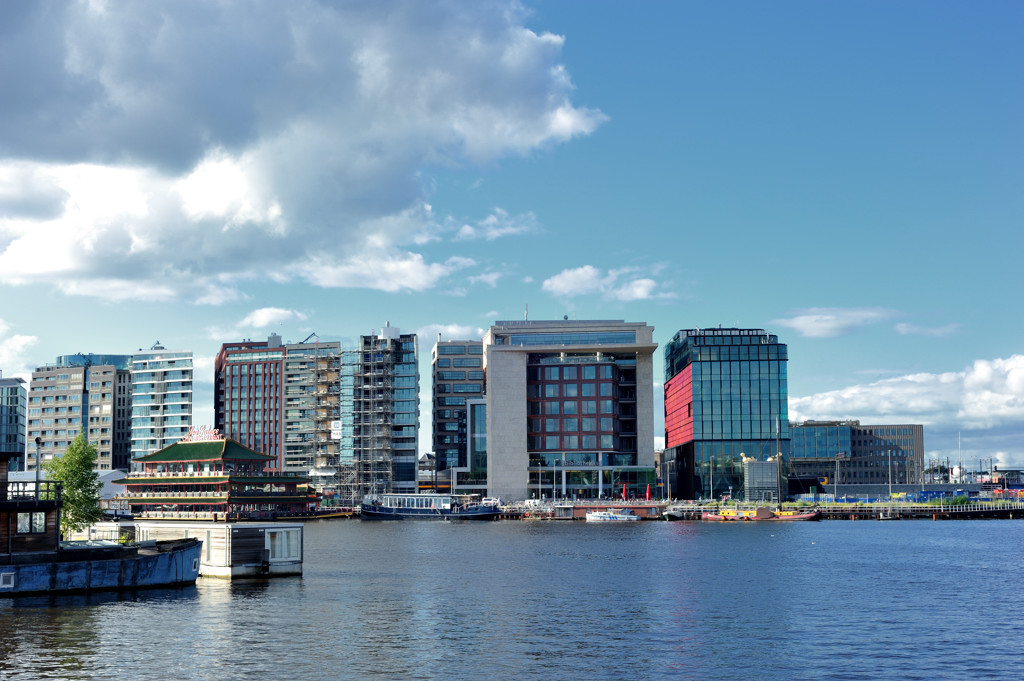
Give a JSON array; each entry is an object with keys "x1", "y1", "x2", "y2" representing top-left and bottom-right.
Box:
[{"x1": 134, "y1": 438, "x2": 275, "y2": 463}]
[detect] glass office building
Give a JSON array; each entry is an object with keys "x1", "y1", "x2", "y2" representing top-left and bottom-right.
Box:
[
  {"x1": 789, "y1": 421, "x2": 924, "y2": 486},
  {"x1": 664, "y1": 328, "x2": 789, "y2": 500}
]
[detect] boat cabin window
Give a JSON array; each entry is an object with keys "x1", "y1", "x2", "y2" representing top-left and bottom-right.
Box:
[{"x1": 16, "y1": 512, "x2": 46, "y2": 534}]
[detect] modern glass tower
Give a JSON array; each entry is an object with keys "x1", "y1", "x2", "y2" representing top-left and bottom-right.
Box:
[
  {"x1": 664, "y1": 328, "x2": 789, "y2": 500},
  {"x1": 0, "y1": 372, "x2": 27, "y2": 471},
  {"x1": 131, "y1": 343, "x2": 193, "y2": 466}
]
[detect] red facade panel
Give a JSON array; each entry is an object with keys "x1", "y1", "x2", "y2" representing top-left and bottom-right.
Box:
[{"x1": 664, "y1": 365, "x2": 693, "y2": 449}]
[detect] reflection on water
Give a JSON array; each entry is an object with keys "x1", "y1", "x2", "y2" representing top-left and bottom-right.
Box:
[{"x1": 1, "y1": 520, "x2": 1022, "y2": 680}]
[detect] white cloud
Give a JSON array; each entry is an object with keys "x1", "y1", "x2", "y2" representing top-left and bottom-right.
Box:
[
  {"x1": 541, "y1": 265, "x2": 674, "y2": 301},
  {"x1": 468, "y1": 272, "x2": 503, "y2": 288},
  {"x1": 894, "y1": 322, "x2": 960, "y2": 337},
  {"x1": 191, "y1": 356, "x2": 216, "y2": 384},
  {"x1": 416, "y1": 323, "x2": 487, "y2": 345},
  {"x1": 0, "y1": 2, "x2": 603, "y2": 302},
  {"x1": 299, "y1": 253, "x2": 475, "y2": 292},
  {"x1": 0, "y1": 319, "x2": 39, "y2": 380},
  {"x1": 454, "y1": 208, "x2": 538, "y2": 241},
  {"x1": 239, "y1": 307, "x2": 308, "y2": 329},
  {"x1": 791, "y1": 355, "x2": 1024, "y2": 431},
  {"x1": 771, "y1": 307, "x2": 898, "y2": 338}
]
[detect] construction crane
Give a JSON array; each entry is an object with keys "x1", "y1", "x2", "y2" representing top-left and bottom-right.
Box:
[{"x1": 301, "y1": 332, "x2": 319, "y2": 343}]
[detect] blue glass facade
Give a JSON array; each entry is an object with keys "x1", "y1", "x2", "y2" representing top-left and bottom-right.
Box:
[{"x1": 664, "y1": 328, "x2": 789, "y2": 500}]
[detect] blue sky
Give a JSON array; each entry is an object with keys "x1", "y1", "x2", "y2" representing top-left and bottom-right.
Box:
[{"x1": 1, "y1": 1, "x2": 1021, "y2": 470}]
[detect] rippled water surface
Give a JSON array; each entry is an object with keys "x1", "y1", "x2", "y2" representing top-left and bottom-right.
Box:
[{"x1": 2, "y1": 519, "x2": 1022, "y2": 680}]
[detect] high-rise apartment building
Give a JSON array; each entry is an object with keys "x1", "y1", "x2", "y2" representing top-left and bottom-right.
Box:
[
  {"x1": 26, "y1": 354, "x2": 133, "y2": 471},
  {"x1": 789, "y1": 420, "x2": 924, "y2": 486},
  {"x1": 130, "y1": 343, "x2": 193, "y2": 464},
  {"x1": 0, "y1": 372, "x2": 27, "y2": 471},
  {"x1": 431, "y1": 339, "x2": 485, "y2": 488},
  {"x1": 215, "y1": 335, "x2": 285, "y2": 468},
  {"x1": 338, "y1": 323, "x2": 419, "y2": 505},
  {"x1": 664, "y1": 328, "x2": 789, "y2": 500},
  {"x1": 215, "y1": 325, "x2": 418, "y2": 506},
  {"x1": 482, "y1": 319, "x2": 657, "y2": 501}
]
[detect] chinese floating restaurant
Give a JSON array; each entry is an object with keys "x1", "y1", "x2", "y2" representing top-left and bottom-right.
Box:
[{"x1": 115, "y1": 436, "x2": 314, "y2": 521}]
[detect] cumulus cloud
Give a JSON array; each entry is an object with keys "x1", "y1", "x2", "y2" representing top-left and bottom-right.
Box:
[
  {"x1": 0, "y1": 2, "x2": 604, "y2": 302},
  {"x1": 416, "y1": 323, "x2": 487, "y2": 345},
  {"x1": 239, "y1": 307, "x2": 308, "y2": 329},
  {"x1": 771, "y1": 307, "x2": 898, "y2": 338},
  {"x1": 790, "y1": 355, "x2": 1024, "y2": 431},
  {"x1": 541, "y1": 265, "x2": 674, "y2": 301},
  {"x1": 0, "y1": 319, "x2": 39, "y2": 380}
]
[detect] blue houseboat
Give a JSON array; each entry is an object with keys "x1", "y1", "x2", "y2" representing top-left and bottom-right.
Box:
[{"x1": 0, "y1": 452, "x2": 201, "y2": 596}]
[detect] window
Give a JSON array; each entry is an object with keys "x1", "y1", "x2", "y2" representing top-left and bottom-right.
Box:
[
  {"x1": 267, "y1": 529, "x2": 301, "y2": 560},
  {"x1": 563, "y1": 401, "x2": 578, "y2": 415},
  {"x1": 563, "y1": 366, "x2": 577, "y2": 380},
  {"x1": 17, "y1": 512, "x2": 46, "y2": 534},
  {"x1": 544, "y1": 402, "x2": 560, "y2": 415},
  {"x1": 583, "y1": 401, "x2": 597, "y2": 414},
  {"x1": 545, "y1": 436, "x2": 559, "y2": 450},
  {"x1": 545, "y1": 419, "x2": 559, "y2": 432},
  {"x1": 544, "y1": 384, "x2": 559, "y2": 398},
  {"x1": 563, "y1": 435, "x2": 578, "y2": 449},
  {"x1": 599, "y1": 383, "x2": 612, "y2": 397},
  {"x1": 544, "y1": 367, "x2": 560, "y2": 380},
  {"x1": 583, "y1": 366, "x2": 596, "y2": 380},
  {"x1": 582, "y1": 383, "x2": 596, "y2": 397}
]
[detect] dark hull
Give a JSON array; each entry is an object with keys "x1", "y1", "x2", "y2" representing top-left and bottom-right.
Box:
[{"x1": 1, "y1": 538, "x2": 202, "y2": 597}]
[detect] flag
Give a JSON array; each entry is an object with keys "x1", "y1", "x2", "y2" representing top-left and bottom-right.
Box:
[
  {"x1": 645, "y1": 484, "x2": 650, "y2": 501},
  {"x1": 622, "y1": 483, "x2": 627, "y2": 501}
]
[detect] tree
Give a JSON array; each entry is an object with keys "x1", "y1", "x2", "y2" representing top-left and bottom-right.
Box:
[{"x1": 44, "y1": 434, "x2": 103, "y2": 537}]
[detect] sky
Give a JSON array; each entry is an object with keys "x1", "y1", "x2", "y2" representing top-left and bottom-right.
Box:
[{"x1": 1, "y1": 1, "x2": 1021, "y2": 471}]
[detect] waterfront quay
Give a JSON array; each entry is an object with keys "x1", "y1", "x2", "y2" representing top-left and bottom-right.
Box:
[{"x1": 657, "y1": 500, "x2": 1024, "y2": 521}]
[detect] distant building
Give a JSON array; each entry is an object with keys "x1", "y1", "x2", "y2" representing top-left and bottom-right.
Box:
[
  {"x1": 0, "y1": 372, "x2": 27, "y2": 471},
  {"x1": 482, "y1": 319, "x2": 657, "y2": 501},
  {"x1": 789, "y1": 420, "x2": 925, "y2": 486},
  {"x1": 341, "y1": 323, "x2": 419, "y2": 504},
  {"x1": 27, "y1": 353, "x2": 133, "y2": 472},
  {"x1": 214, "y1": 334, "x2": 286, "y2": 468},
  {"x1": 214, "y1": 324, "x2": 419, "y2": 507},
  {"x1": 664, "y1": 328, "x2": 789, "y2": 500},
  {"x1": 431, "y1": 339, "x2": 484, "y2": 492},
  {"x1": 130, "y1": 342, "x2": 193, "y2": 465}
]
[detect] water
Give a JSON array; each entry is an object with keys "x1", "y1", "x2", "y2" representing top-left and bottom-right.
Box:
[{"x1": 2, "y1": 519, "x2": 1022, "y2": 680}]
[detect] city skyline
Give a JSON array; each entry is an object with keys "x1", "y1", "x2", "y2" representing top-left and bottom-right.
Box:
[{"x1": 1, "y1": 2, "x2": 1021, "y2": 469}]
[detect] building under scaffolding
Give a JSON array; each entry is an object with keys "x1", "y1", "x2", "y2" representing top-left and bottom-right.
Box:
[
  {"x1": 334, "y1": 323, "x2": 419, "y2": 507},
  {"x1": 216, "y1": 326, "x2": 418, "y2": 508}
]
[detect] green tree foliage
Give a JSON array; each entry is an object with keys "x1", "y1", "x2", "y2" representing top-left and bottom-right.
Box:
[{"x1": 44, "y1": 434, "x2": 103, "y2": 537}]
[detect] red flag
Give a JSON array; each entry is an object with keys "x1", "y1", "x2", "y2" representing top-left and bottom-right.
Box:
[
  {"x1": 622, "y1": 483, "x2": 627, "y2": 501},
  {"x1": 646, "y1": 484, "x2": 651, "y2": 501}
]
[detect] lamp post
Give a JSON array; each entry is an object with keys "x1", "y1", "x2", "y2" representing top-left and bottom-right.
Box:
[{"x1": 34, "y1": 437, "x2": 42, "y2": 501}]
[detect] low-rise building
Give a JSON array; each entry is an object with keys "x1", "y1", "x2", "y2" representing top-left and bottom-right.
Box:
[{"x1": 115, "y1": 436, "x2": 312, "y2": 520}]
